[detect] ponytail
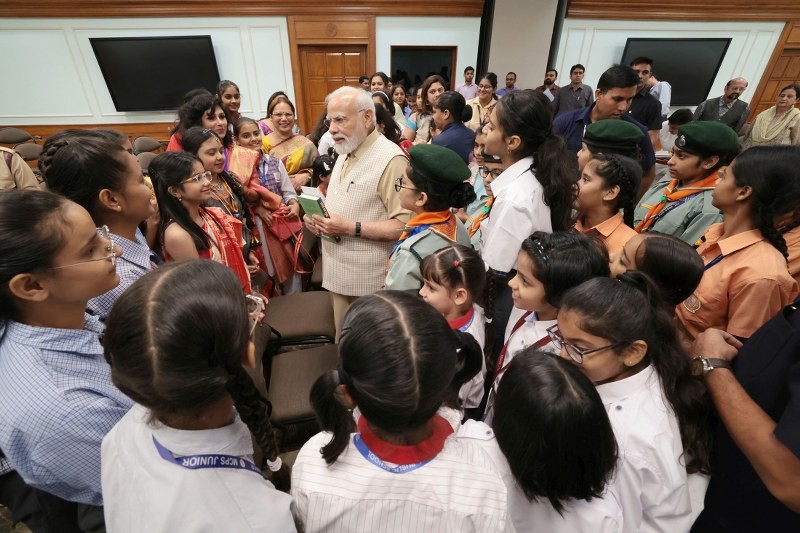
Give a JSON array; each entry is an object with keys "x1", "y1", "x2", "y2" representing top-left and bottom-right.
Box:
[
  {"x1": 494, "y1": 91, "x2": 578, "y2": 231},
  {"x1": 444, "y1": 330, "x2": 483, "y2": 409},
  {"x1": 561, "y1": 272, "x2": 712, "y2": 473},
  {"x1": 309, "y1": 370, "x2": 356, "y2": 465}
]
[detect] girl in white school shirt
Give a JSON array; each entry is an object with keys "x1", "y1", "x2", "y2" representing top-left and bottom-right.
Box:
[
  {"x1": 552, "y1": 272, "x2": 712, "y2": 533},
  {"x1": 419, "y1": 244, "x2": 489, "y2": 412},
  {"x1": 292, "y1": 291, "x2": 511, "y2": 532},
  {"x1": 483, "y1": 231, "x2": 610, "y2": 423},
  {"x1": 480, "y1": 90, "x2": 578, "y2": 356},
  {"x1": 458, "y1": 351, "x2": 623, "y2": 532},
  {"x1": 101, "y1": 260, "x2": 294, "y2": 532}
]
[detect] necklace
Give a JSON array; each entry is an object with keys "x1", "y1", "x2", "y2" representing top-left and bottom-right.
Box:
[{"x1": 209, "y1": 177, "x2": 239, "y2": 216}]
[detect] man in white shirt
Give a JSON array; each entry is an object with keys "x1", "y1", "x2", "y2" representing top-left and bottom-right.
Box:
[{"x1": 456, "y1": 66, "x2": 478, "y2": 100}]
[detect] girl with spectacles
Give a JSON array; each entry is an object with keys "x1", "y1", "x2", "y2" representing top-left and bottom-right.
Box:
[
  {"x1": 0, "y1": 189, "x2": 132, "y2": 528},
  {"x1": 101, "y1": 260, "x2": 294, "y2": 532},
  {"x1": 260, "y1": 95, "x2": 318, "y2": 193},
  {"x1": 465, "y1": 72, "x2": 498, "y2": 132},
  {"x1": 555, "y1": 272, "x2": 712, "y2": 532},
  {"x1": 40, "y1": 129, "x2": 158, "y2": 320},
  {"x1": 149, "y1": 151, "x2": 253, "y2": 295},
  {"x1": 384, "y1": 144, "x2": 475, "y2": 291},
  {"x1": 293, "y1": 291, "x2": 510, "y2": 532},
  {"x1": 483, "y1": 231, "x2": 609, "y2": 423}
]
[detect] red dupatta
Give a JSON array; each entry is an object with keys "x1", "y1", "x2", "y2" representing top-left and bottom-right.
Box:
[{"x1": 201, "y1": 207, "x2": 253, "y2": 294}]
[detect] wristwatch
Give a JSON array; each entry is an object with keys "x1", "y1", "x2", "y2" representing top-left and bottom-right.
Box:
[
  {"x1": 690, "y1": 356, "x2": 732, "y2": 376},
  {"x1": 354, "y1": 221, "x2": 362, "y2": 238}
]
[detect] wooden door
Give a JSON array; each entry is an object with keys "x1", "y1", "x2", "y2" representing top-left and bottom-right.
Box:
[
  {"x1": 749, "y1": 21, "x2": 800, "y2": 120},
  {"x1": 297, "y1": 45, "x2": 368, "y2": 134}
]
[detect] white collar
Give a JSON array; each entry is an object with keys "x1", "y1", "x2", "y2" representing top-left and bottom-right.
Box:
[
  {"x1": 595, "y1": 364, "x2": 659, "y2": 405},
  {"x1": 489, "y1": 156, "x2": 534, "y2": 197}
]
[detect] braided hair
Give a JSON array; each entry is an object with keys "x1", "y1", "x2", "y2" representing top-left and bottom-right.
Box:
[
  {"x1": 103, "y1": 260, "x2": 288, "y2": 489},
  {"x1": 729, "y1": 145, "x2": 800, "y2": 258},
  {"x1": 588, "y1": 154, "x2": 643, "y2": 228}
]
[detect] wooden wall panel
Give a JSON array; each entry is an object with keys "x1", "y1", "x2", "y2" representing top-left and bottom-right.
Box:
[
  {"x1": 748, "y1": 21, "x2": 800, "y2": 121},
  {"x1": 3, "y1": 0, "x2": 483, "y2": 18},
  {"x1": 567, "y1": 0, "x2": 800, "y2": 21},
  {"x1": 7, "y1": 122, "x2": 175, "y2": 145}
]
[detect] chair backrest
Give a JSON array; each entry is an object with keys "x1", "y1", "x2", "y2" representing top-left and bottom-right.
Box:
[
  {"x1": 13, "y1": 142, "x2": 43, "y2": 162},
  {"x1": 0, "y1": 127, "x2": 33, "y2": 145},
  {"x1": 137, "y1": 151, "x2": 158, "y2": 173},
  {"x1": 132, "y1": 136, "x2": 163, "y2": 155}
]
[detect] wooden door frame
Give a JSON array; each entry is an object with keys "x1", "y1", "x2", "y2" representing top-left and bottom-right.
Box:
[
  {"x1": 288, "y1": 16, "x2": 376, "y2": 133},
  {"x1": 390, "y1": 45, "x2": 459, "y2": 90},
  {"x1": 748, "y1": 20, "x2": 800, "y2": 123}
]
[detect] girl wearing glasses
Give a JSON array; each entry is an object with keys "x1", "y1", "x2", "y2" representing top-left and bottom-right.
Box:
[
  {"x1": 181, "y1": 128, "x2": 263, "y2": 281},
  {"x1": 483, "y1": 231, "x2": 609, "y2": 423},
  {"x1": 101, "y1": 260, "x2": 294, "y2": 532},
  {"x1": 260, "y1": 95, "x2": 318, "y2": 193},
  {"x1": 40, "y1": 129, "x2": 157, "y2": 320},
  {"x1": 149, "y1": 151, "x2": 253, "y2": 294},
  {"x1": 0, "y1": 189, "x2": 132, "y2": 526},
  {"x1": 554, "y1": 272, "x2": 712, "y2": 532},
  {"x1": 465, "y1": 72, "x2": 498, "y2": 132},
  {"x1": 384, "y1": 144, "x2": 475, "y2": 291},
  {"x1": 293, "y1": 291, "x2": 510, "y2": 532}
]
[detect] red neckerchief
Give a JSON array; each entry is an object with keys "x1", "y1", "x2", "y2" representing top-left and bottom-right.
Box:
[
  {"x1": 356, "y1": 415, "x2": 454, "y2": 465},
  {"x1": 448, "y1": 306, "x2": 475, "y2": 330}
]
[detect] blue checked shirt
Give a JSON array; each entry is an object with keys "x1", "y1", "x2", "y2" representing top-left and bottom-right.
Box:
[
  {"x1": 0, "y1": 315, "x2": 133, "y2": 505},
  {"x1": 87, "y1": 228, "x2": 156, "y2": 321}
]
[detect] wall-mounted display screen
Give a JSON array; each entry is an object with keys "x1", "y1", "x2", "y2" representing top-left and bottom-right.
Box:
[{"x1": 90, "y1": 36, "x2": 220, "y2": 112}]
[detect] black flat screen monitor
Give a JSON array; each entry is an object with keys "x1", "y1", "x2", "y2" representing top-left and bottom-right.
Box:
[
  {"x1": 620, "y1": 38, "x2": 731, "y2": 106},
  {"x1": 90, "y1": 36, "x2": 220, "y2": 112}
]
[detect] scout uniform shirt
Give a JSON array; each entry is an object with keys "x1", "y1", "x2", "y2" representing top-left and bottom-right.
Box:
[
  {"x1": 574, "y1": 212, "x2": 636, "y2": 255},
  {"x1": 384, "y1": 214, "x2": 471, "y2": 291},
  {"x1": 633, "y1": 174, "x2": 722, "y2": 245},
  {"x1": 676, "y1": 224, "x2": 798, "y2": 339}
]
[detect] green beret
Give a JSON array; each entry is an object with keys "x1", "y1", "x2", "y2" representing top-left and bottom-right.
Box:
[
  {"x1": 408, "y1": 144, "x2": 471, "y2": 183},
  {"x1": 675, "y1": 121, "x2": 740, "y2": 155},
  {"x1": 583, "y1": 119, "x2": 644, "y2": 154}
]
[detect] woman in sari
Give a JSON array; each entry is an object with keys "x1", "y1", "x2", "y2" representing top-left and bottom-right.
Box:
[
  {"x1": 741, "y1": 84, "x2": 800, "y2": 149},
  {"x1": 261, "y1": 95, "x2": 318, "y2": 193}
]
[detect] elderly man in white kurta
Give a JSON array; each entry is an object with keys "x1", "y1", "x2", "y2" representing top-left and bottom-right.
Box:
[{"x1": 304, "y1": 87, "x2": 410, "y2": 337}]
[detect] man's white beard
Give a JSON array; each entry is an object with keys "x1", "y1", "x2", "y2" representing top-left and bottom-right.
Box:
[{"x1": 333, "y1": 127, "x2": 369, "y2": 155}]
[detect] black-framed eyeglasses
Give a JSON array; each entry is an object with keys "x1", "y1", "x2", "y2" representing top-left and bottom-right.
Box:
[
  {"x1": 546, "y1": 325, "x2": 628, "y2": 364},
  {"x1": 394, "y1": 176, "x2": 419, "y2": 193},
  {"x1": 49, "y1": 225, "x2": 117, "y2": 270},
  {"x1": 181, "y1": 170, "x2": 213, "y2": 185},
  {"x1": 479, "y1": 167, "x2": 504, "y2": 180}
]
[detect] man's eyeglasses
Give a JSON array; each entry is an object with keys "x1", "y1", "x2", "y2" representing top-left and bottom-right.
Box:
[
  {"x1": 181, "y1": 171, "x2": 213, "y2": 185},
  {"x1": 394, "y1": 176, "x2": 419, "y2": 193},
  {"x1": 50, "y1": 225, "x2": 117, "y2": 270},
  {"x1": 546, "y1": 325, "x2": 628, "y2": 364},
  {"x1": 324, "y1": 109, "x2": 366, "y2": 129},
  {"x1": 246, "y1": 294, "x2": 266, "y2": 337}
]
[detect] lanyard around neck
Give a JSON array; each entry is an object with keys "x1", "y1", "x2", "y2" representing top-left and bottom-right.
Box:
[{"x1": 152, "y1": 435, "x2": 265, "y2": 479}]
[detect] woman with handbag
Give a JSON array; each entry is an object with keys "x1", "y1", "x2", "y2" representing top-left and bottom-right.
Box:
[{"x1": 233, "y1": 117, "x2": 305, "y2": 295}]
